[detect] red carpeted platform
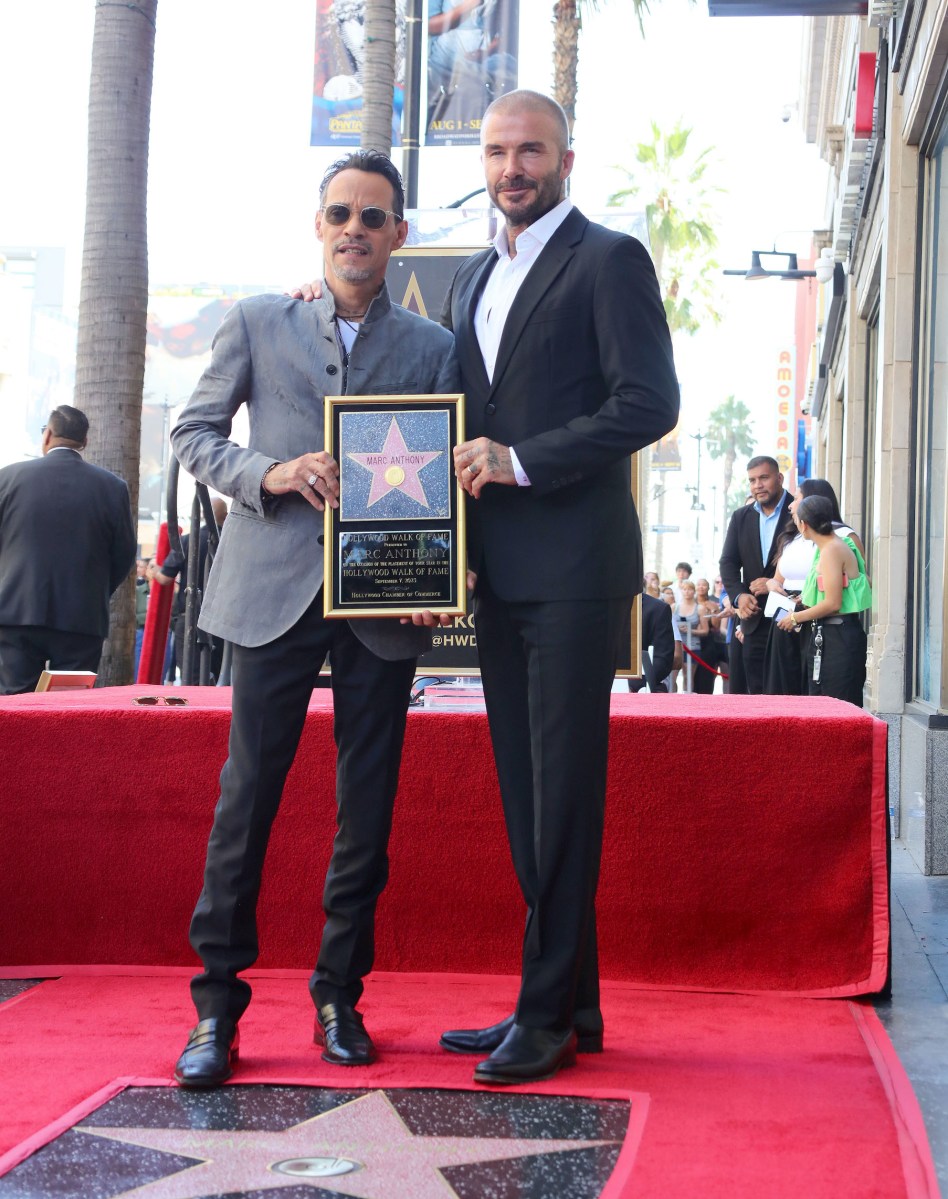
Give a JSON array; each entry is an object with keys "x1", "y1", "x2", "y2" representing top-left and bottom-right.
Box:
[
  {"x1": 0, "y1": 689, "x2": 887, "y2": 996},
  {"x1": 0, "y1": 971, "x2": 937, "y2": 1198}
]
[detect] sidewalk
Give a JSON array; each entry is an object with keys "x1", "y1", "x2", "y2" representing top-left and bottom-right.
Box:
[{"x1": 873, "y1": 840, "x2": 948, "y2": 1192}]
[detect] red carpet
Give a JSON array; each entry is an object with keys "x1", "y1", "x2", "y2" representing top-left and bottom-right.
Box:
[
  {"x1": 0, "y1": 970, "x2": 937, "y2": 1198},
  {"x1": 0, "y1": 689, "x2": 888, "y2": 997}
]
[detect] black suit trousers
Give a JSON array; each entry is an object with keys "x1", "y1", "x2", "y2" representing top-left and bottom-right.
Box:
[
  {"x1": 739, "y1": 618, "x2": 772, "y2": 694},
  {"x1": 0, "y1": 625, "x2": 103, "y2": 694},
  {"x1": 474, "y1": 575, "x2": 627, "y2": 1031},
  {"x1": 188, "y1": 595, "x2": 416, "y2": 1022}
]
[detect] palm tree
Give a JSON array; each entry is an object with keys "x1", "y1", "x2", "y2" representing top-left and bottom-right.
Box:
[
  {"x1": 361, "y1": 0, "x2": 398, "y2": 152},
  {"x1": 705, "y1": 395, "x2": 756, "y2": 528},
  {"x1": 609, "y1": 120, "x2": 722, "y2": 336},
  {"x1": 553, "y1": 1, "x2": 653, "y2": 133},
  {"x1": 73, "y1": 0, "x2": 157, "y2": 686}
]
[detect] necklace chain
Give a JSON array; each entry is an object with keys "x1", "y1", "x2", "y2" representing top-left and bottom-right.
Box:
[{"x1": 335, "y1": 309, "x2": 366, "y2": 324}]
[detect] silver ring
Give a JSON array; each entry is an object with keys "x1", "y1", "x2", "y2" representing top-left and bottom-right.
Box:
[
  {"x1": 468, "y1": 463, "x2": 479, "y2": 476},
  {"x1": 307, "y1": 473, "x2": 318, "y2": 487}
]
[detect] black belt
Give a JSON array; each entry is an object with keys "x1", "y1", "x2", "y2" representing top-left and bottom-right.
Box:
[{"x1": 821, "y1": 613, "x2": 862, "y2": 625}]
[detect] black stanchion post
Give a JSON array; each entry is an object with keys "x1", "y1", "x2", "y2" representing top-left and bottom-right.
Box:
[
  {"x1": 402, "y1": 0, "x2": 423, "y2": 208},
  {"x1": 182, "y1": 493, "x2": 202, "y2": 686}
]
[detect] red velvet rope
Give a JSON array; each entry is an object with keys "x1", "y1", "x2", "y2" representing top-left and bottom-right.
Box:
[{"x1": 681, "y1": 642, "x2": 729, "y2": 679}]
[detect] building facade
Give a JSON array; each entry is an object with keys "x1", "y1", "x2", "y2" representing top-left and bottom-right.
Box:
[{"x1": 800, "y1": 0, "x2": 947, "y2": 872}]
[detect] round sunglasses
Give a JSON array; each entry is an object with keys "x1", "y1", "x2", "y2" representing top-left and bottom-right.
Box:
[{"x1": 320, "y1": 203, "x2": 400, "y2": 230}]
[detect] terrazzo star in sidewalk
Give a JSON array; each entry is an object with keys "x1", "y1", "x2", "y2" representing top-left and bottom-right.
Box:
[{"x1": 77, "y1": 1091, "x2": 618, "y2": 1199}]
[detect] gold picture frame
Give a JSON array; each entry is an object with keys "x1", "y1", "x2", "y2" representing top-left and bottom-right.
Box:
[{"x1": 324, "y1": 392, "x2": 467, "y2": 620}]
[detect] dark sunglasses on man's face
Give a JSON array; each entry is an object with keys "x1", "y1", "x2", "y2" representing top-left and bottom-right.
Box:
[{"x1": 321, "y1": 203, "x2": 399, "y2": 230}]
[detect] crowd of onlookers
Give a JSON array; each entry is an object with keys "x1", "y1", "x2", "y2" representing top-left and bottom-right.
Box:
[
  {"x1": 642, "y1": 460, "x2": 872, "y2": 705},
  {"x1": 644, "y1": 564, "x2": 732, "y2": 693}
]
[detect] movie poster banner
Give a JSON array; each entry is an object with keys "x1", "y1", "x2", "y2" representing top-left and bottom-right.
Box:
[
  {"x1": 651, "y1": 425, "x2": 682, "y2": 471},
  {"x1": 426, "y1": 0, "x2": 519, "y2": 145},
  {"x1": 311, "y1": 0, "x2": 406, "y2": 146},
  {"x1": 324, "y1": 393, "x2": 467, "y2": 619}
]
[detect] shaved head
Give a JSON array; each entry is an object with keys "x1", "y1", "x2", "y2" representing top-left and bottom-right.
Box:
[{"x1": 482, "y1": 90, "x2": 570, "y2": 155}]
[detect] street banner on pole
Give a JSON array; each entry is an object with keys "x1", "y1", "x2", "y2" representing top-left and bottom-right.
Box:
[
  {"x1": 311, "y1": 0, "x2": 407, "y2": 146},
  {"x1": 425, "y1": 0, "x2": 519, "y2": 145},
  {"x1": 651, "y1": 426, "x2": 682, "y2": 470}
]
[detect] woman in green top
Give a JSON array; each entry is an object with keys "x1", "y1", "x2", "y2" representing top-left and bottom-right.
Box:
[{"x1": 776, "y1": 495, "x2": 872, "y2": 706}]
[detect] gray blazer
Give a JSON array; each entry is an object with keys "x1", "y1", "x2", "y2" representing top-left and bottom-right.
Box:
[{"x1": 171, "y1": 286, "x2": 460, "y2": 659}]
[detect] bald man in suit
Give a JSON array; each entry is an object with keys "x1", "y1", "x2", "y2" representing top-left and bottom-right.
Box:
[{"x1": 435, "y1": 91, "x2": 679, "y2": 1085}]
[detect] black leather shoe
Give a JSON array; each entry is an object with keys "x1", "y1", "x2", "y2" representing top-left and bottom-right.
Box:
[
  {"x1": 314, "y1": 1003, "x2": 376, "y2": 1066},
  {"x1": 473, "y1": 1024, "x2": 577, "y2": 1086},
  {"x1": 440, "y1": 1011, "x2": 603, "y2": 1055},
  {"x1": 174, "y1": 1018, "x2": 238, "y2": 1087}
]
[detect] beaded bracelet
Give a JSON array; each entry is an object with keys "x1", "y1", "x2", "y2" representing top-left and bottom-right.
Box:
[{"x1": 261, "y1": 461, "x2": 281, "y2": 500}]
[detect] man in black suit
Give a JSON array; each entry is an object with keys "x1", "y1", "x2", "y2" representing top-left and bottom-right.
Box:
[
  {"x1": 0, "y1": 405, "x2": 137, "y2": 694},
  {"x1": 718, "y1": 455, "x2": 793, "y2": 694},
  {"x1": 434, "y1": 90, "x2": 679, "y2": 1085},
  {"x1": 629, "y1": 592, "x2": 676, "y2": 693}
]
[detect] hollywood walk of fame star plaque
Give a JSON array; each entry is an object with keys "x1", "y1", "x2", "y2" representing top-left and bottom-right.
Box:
[
  {"x1": 0, "y1": 1084, "x2": 634, "y2": 1198},
  {"x1": 324, "y1": 393, "x2": 467, "y2": 619}
]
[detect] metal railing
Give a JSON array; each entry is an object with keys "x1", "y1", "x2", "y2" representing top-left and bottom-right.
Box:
[{"x1": 165, "y1": 455, "x2": 231, "y2": 685}]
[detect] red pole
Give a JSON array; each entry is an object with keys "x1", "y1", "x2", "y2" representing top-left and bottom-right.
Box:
[{"x1": 136, "y1": 522, "x2": 178, "y2": 684}]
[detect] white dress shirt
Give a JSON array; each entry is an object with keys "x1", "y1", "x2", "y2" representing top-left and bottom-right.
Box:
[{"x1": 474, "y1": 199, "x2": 573, "y2": 485}]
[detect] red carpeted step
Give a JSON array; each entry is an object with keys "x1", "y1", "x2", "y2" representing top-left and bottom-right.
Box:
[
  {"x1": 0, "y1": 970, "x2": 936, "y2": 1198},
  {"x1": 0, "y1": 690, "x2": 889, "y2": 998}
]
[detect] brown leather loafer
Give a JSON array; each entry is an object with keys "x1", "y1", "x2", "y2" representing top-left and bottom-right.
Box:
[
  {"x1": 440, "y1": 1011, "x2": 603, "y2": 1055},
  {"x1": 174, "y1": 1018, "x2": 239, "y2": 1087},
  {"x1": 473, "y1": 1024, "x2": 577, "y2": 1086},
  {"x1": 314, "y1": 1003, "x2": 376, "y2": 1066}
]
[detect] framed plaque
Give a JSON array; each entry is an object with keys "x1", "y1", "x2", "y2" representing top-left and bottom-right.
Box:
[
  {"x1": 324, "y1": 393, "x2": 467, "y2": 619},
  {"x1": 618, "y1": 452, "x2": 643, "y2": 680}
]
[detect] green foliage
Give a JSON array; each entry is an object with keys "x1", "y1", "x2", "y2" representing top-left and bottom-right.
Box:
[
  {"x1": 705, "y1": 395, "x2": 755, "y2": 464},
  {"x1": 576, "y1": 0, "x2": 688, "y2": 37},
  {"x1": 705, "y1": 395, "x2": 757, "y2": 519},
  {"x1": 609, "y1": 119, "x2": 724, "y2": 337}
]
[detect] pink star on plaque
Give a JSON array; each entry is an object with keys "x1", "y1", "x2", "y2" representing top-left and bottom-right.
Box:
[{"x1": 348, "y1": 417, "x2": 442, "y2": 508}]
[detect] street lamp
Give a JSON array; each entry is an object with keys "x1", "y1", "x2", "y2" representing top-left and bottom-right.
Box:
[
  {"x1": 723, "y1": 248, "x2": 818, "y2": 281},
  {"x1": 689, "y1": 431, "x2": 707, "y2": 543}
]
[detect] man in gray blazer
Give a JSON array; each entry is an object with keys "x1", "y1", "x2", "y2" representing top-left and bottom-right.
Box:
[
  {"x1": 0, "y1": 405, "x2": 136, "y2": 693},
  {"x1": 171, "y1": 150, "x2": 459, "y2": 1087}
]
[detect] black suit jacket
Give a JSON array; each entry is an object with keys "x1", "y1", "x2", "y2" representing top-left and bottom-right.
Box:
[
  {"x1": 442, "y1": 206, "x2": 679, "y2": 603},
  {"x1": 0, "y1": 449, "x2": 137, "y2": 637},
  {"x1": 629, "y1": 592, "x2": 675, "y2": 692},
  {"x1": 718, "y1": 490, "x2": 793, "y2": 636}
]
